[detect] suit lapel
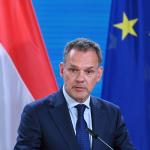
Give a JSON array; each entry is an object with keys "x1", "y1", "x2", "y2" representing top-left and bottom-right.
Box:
[
  {"x1": 91, "y1": 97, "x2": 108, "y2": 150},
  {"x1": 47, "y1": 89, "x2": 79, "y2": 150}
]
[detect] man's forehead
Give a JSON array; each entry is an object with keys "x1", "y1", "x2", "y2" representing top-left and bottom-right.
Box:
[
  {"x1": 69, "y1": 48, "x2": 96, "y2": 54},
  {"x1": 66, "y1": 63, "x2": 98, "y2": 69}
]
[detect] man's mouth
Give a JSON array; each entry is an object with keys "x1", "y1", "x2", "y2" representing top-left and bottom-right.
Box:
[{"x1": 73, "y1": 86, "x2": 86, "y2": 92}]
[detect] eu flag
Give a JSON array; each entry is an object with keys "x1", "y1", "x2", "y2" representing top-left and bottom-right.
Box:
[{"x1": 102, "y1": 0, "x2": 150, "y2": 149}]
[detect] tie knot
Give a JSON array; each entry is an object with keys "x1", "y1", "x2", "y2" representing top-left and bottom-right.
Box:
[{"x1": 76, "y1": 104, "x2": 86, "y2": 116}]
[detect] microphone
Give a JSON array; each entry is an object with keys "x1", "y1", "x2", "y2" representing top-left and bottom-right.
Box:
[{"x1": 87, "y1": 128, "x2": 114, "y2": 150}]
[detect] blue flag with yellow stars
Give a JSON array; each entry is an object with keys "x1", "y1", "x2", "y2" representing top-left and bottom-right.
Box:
[{"x1": 102, "y1": 0, "x2": 150, "y2": 149}]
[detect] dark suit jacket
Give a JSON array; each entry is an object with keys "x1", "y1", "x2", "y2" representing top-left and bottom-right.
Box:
[{"x1": 14, "y1": 88, "x2": 135, "y2": 150}]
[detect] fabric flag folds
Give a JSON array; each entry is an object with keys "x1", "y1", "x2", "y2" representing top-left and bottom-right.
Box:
[
  {"x1": 0, "y1": 1, "x2": 58, "y2": 150},
  {"x1": 102, "y1": 0, "x2": 150, "y2": 150}
]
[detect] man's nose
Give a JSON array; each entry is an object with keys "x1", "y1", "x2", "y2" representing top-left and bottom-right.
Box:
[{"x1": 76, "y1": 71, "x2": 85, "y2": 82}]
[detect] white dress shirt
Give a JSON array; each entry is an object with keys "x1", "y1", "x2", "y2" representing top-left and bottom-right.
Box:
[{"x1": 63, "y1": 86, "x2": 92, "y2": 147}]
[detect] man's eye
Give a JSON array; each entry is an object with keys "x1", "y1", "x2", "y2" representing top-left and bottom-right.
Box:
[
  {"x1": 85, "y1": 70, "x2": 95, "y2": 75},
  {"x1": 69, "y1": 68, "x2": 78, "y2": 72}
]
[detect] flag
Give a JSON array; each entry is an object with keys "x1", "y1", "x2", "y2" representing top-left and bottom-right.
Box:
[
  {"x1": 101, "y1": 0, "x2": 150, "y2": 150},
  {"x1": 0, "y1": 1, "x2": 58, "y2": 150}
]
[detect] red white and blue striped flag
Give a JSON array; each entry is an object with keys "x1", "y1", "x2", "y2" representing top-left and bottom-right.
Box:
[{"x1": 0, "y1": 1, "x2": 58, "y2": 149}]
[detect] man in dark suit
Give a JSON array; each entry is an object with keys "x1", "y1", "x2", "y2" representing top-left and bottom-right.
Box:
[{"x1": 14, "y1": 38, "x2": 136, "y2": 150}]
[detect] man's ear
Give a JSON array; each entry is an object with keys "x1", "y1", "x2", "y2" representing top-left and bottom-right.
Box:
[
  {"x1": 97, "y1": 67, "x2": 103, "y2": 82},
  {"x1": 59, "y1": 62, "x2": 64, "y2": 77}
]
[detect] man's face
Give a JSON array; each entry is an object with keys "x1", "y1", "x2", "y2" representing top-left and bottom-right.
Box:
[{"x1": 60, "y1": 49, "x2": 103, "y2": 102}]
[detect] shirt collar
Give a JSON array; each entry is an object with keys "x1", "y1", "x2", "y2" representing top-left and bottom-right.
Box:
[{"x1": 63, "y1": 85, "x2": 90, "y2": 109}]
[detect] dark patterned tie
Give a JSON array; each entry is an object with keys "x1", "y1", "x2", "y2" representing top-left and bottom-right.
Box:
[{"x1": 76, "y1": 104, "x2": 90, "y2": 150}]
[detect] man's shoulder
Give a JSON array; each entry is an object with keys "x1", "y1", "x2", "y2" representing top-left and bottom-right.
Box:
[
  {"x1": 30, "y1": 92, "x2": 57, "y2": 105},
  {"x1": 24, "y1": 90, "x2": 62, "y2": 112},
  {"x1": 91, "y1": 96, "x2": 120, "y2": 112}
]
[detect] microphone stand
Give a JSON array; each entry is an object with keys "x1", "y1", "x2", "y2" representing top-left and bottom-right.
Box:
[{"x1": 87, "y1": 128, "x2": 114, "y2": 150}]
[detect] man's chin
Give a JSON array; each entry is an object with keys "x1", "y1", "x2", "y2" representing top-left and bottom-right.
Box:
[{"x1": 71, "y1": 95, "x2": 89, "y2": 103}]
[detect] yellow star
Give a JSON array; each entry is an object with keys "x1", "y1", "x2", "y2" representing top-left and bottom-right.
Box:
[{"x1": 114, "y1": 12, "x2": 138, "y2": 40}]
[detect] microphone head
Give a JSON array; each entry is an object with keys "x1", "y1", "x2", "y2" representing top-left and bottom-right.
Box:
[
  {"x1": 87, "y1": 128, "x2": 99, "y2": 139},
  {"x1": 87, "y1": 128, "x2": 114, "y2": 150}
]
